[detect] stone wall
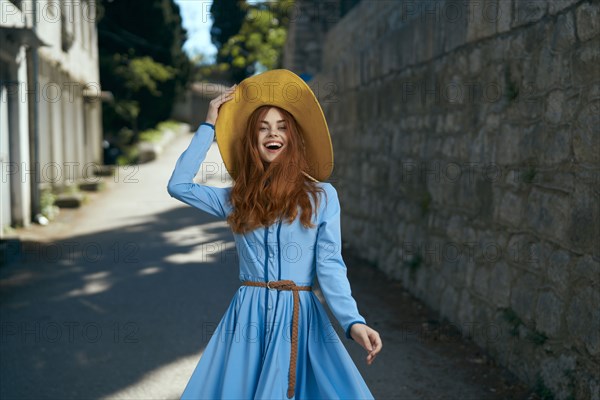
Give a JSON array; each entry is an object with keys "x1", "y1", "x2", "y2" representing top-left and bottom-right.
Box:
[{"x1": 300, "y1": 0, "x2": 599, "y2": 398}]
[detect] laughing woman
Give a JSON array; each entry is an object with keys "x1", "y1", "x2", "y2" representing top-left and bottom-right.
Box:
[{"x1": 167, "y1": 69, "x2": 382, "y2": 399}]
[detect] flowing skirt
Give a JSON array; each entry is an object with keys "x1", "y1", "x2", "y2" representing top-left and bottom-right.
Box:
[{"x1": 180, "y1": 286, "x2": 374, "y2": 399}]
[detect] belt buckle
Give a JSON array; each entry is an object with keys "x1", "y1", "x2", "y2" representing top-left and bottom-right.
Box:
[{"x1": 266, "y1": 280, "x2": 275, "y2": 290}]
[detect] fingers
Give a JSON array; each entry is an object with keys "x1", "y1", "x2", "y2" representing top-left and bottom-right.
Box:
[
  {"x1": 365, "y1": 329, "x2": 382, "y2": 365},
  {"x1": 220, "y1": 84, "x2": 237, "y2": 103}
]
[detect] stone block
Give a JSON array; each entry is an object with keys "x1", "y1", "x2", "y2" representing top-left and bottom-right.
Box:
[
  {"x1": 507, "y1": 233, "x2": 542, "y2": 270},
  {"x1": 567, "y1": 182, "x2": 600, "y2": 255},
  {"x1": 539, "y1": 354, "x2": 578, "y2": 400},
  {"x1": 547, "y1": 248, "x2": 571, "y2": 297},
  {"x1": 443, "y1": 1, "x2": 468, "y2": 52},
  {"x1": 539, "y1": 125, "x2": 572, "y2": 165},
  {"x1": 78, "y1": 180, "x2": 105, "y2": 192},
  {"x1": 536, "y1": 48, "x2": 572, "y2": 92},
  {"x1": 137, "y1": 142, "x2": 160, "y2": 164},
  {"x1": 510, "y1": 271, "x2": 540, "y2": 325},
  {"x1": 94, "y1": 165, "x2": 115, "y2": 177},
  {"x1": 512, "y1": 0, "x2": 547, "y2": 28},
  {"x1": 494, "y1": 123, "x2": 521, "y2": 165},
  {"x1": 468, "y1": 46, "x2": 482, "y2": 74},
  {"x1": 466, "y1": 0, "x2": 497, "y2": 42},
  {"x1": 54, "y1": 193, "x2": 84, "y2": 208},
  {"x1": 525, "y1": 188, "x2": 570, "y2": 245},
  {"x1": 490, "y1": 260, "x2": 511, "y2": 307},
  {"x1": 457, "y1": 288, "x2": 475, "y2": 328},
  {"x1": 572, "y1": 99, "x2": 600, "y2": 164},
  {"x1": 440, "y1": 284, "x2": 459, "y2": 322},
  {"x1": 571, "y1": 254, "x2": 600, "y2": 288},
  {"x1": 575, "y1": 1, "x2": 600, "y2": 42},
  {"x1": 566, "y1": 286, "x2": 600, "y2": 356},
  {"x1": 544, "y1": 90, "x2": 566, "y2": 125},
  {"x1": 550, "y1": 11, "x2": 576, "y2": 54},
  {"x1": 469, "y1": 125, "x2": 496, "y2": 164},
  {"x1": 535, "y1": 290, "x2": 564, "y2": 337},
  {"x1": 572, "y1": 36, "x2": 600, "y2": 87},
  {"x1": 548, "y1": 0, "x2": 579, "y2": 15},
  {"x1": 496, "y1": 189, "x2": 524, "y2": 227},
  {"x1": 497, "y1": 0, "x2": 512, "y2": 33},
  {"x1": 473, "y1": 263, "x2": 490, "y2": 298}
]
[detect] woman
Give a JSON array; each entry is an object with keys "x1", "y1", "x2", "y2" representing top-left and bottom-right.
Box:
[{"x1": 167, "y1": 69, "x2": 382, "y2": 399}]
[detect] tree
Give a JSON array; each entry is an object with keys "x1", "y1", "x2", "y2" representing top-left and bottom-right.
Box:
[
  {"x1": 97, "y1": 0, "x2": 191, "y2": 140},
  {"x1": 207, "y1": 0, "x2": 294, "y2": 82}
]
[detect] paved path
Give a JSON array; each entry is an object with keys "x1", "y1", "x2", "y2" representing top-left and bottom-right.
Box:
[{"x1": 1, "y1": 129, "x2": 535, "y2": 399}]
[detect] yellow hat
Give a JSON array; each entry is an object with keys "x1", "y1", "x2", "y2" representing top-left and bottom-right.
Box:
[{"x1": 214, "y1": 69, "x2": 333, "y2": 182}]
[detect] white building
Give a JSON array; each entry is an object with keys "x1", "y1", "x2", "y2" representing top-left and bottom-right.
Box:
[{"x1": 0, "y1": 0, "x2": 103, "y2": 236}]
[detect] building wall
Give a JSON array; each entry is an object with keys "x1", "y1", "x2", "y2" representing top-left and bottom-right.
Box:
[
  {"x1": 0, "y1": 0, "x2": 102, "y2": 234},
  {"x1": 287, "y1": 0, "x2": 600, "y2": 398}
]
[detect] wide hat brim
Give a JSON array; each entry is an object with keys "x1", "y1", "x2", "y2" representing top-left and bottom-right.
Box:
[{"x1": 214, "y1": 69, "x2": 333, "y2": 182}]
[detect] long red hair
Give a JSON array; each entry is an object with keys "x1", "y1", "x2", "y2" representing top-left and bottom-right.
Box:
[{"x1": 226, "y1": 105, "x2": 326, "y2": 234}]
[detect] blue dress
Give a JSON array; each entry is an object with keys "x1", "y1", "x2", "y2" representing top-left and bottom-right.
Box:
[{"x1": 167, "y1": 123, "x2": 374, "y2": 399}]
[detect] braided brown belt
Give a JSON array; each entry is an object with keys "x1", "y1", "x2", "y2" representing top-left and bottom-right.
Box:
[{"x1": 241, "y1": 279, "x2": 312, "y2": 399}]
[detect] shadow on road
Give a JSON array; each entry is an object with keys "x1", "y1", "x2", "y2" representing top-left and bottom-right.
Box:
[{"x1": 1, "y1": 206, "x2": 238, "y2": 400}]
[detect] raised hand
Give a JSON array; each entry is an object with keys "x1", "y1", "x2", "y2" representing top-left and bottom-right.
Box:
[{"x1": 205, "y1": 84, "x2": 237, "y2": 126}]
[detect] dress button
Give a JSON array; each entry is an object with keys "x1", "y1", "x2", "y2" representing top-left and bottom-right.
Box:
[{"x1": 268, "y1": 305, "x2": 272, "y2": 310}]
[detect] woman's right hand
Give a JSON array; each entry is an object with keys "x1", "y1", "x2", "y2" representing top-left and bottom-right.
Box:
[{"x1": 205, "y1": 84, "x2": 237, "y2": 126}]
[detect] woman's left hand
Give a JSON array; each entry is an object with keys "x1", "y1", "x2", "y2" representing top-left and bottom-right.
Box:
[{"x1": 350, "y1": 323, "x2": 382, "y2": 365}]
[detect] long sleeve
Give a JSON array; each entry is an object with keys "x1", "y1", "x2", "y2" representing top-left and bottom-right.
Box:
[
  {"x1": 315, "y1": 183, "x2": 367, "y2": 340},
  {"x1": 166, "y1": 123, "x2": 232, "y2": 219}
]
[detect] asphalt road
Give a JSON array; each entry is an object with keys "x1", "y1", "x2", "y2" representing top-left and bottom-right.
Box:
[{"x1": 0, "y1": 130, "x2": 535, "y2": 400}]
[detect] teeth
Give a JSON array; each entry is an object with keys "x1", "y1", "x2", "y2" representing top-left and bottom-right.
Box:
[{"x1": 265, "y1": 142, "x2": 282, "y2": 149}]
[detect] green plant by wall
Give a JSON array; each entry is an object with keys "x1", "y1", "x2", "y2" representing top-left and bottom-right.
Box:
[
  {"x1": 526, "y1": 330, "x2": 548, "y2": 345},
  {"x1": 534, "y1": 373, "x2": 554, "y2": 400},
  {"x1": 139, "y1": 128, "x2": 163, "y2": 143},
  {"x1": 504, "y1": 66, "x2": 519, "y2": 102},
  {"x1": 501, "y1": 307, "x2": 523, "y2": 336},
  {"x1": 157, "y1": 119, "x2": 180, "y2": 131},
  {"x1": 522, "y1": 166, "x2": 537, "y2": 184},
  {"x1": 40, "y1": 188, "x2": 59, "y2": 221},
  {"x1": 403, "y1": 250, "x2": 423, "y2": 279},
  {"x1": 117, "y1": 145, "x2": 140, "y2": 166},
  {"x1": 419, "y1": 191, "x2": 432, "y2": 216}
]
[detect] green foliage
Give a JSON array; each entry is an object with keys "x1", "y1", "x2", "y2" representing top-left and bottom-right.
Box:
[
  {"x1": 40, "y1": 188, "x2": 60, "y2": 221},
  {"x1": 526, "y1": 330, "x2": 548, "y2": 345},
  {"x1": 522, "y1": 165, "x2": 537, "y2": 184},
  {"x1": 157, "y1": 119, "x2": 181, "y2": 131},
  {"x1": 115, "y1": 56, "x2": 176, "y2": 95},
  {"x1": 534, "y1": 374, "x2": 555, "y2": 400},
  {"x1": 139, "y1": 129, "x2": 163, "y2": 143},
  {"x1": 501, "y1": 307, "x2": 547, "y2": 344},
  {"x1": 501, "y1": 307, "x2": 523, "y2": 336},
  {"x1": 504, "y1": 66, "x2": 519, "y2": 102},
  {"x1": 98, "y1": 0, "x2": 191, "y2": 141},
  {"x1": 210, "y1": 0, "x2": 247, "y2": 49},
  {"x1": 403, "y1": 249, "x2": 423, "y2": 280},
  {"x1": 116, "y1": 145, "x2": 140, "y2": 166},
  {"x1": 206, "y1": 0, "x2": 295, "y2": 81},
  {"x1": 419, "y1": 191, "x2": 432, "y2": 216}
]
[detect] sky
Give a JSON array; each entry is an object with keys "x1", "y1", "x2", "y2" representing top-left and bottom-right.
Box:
[
  {"x1": 174, "y1": 0, "x2": 261, "y2": 64},
  {"x1": 174, "y1": 0, "x2": 218, "y2": 63}
]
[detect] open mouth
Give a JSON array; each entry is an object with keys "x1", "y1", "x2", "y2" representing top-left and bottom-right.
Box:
[{"x1": 264, "y1": 141, "x2": 284, "y2": 153}]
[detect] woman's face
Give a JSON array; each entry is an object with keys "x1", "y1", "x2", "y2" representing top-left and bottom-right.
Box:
[{"x1": 257, "y1": 107, "x2": 288, "y2": 163}]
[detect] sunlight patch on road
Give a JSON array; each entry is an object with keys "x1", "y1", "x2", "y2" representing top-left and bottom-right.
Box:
[
  {"x1": 163, "y1": 221, "x2": 235, "y2": 265},
  {"x1": 137, "y1": 266, "x2": 162, "y2": 276},
  {"x1": 99, "y1": 351, "x2": 205, "y2": 400}
]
